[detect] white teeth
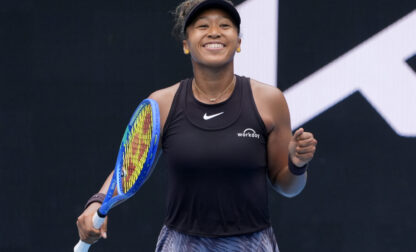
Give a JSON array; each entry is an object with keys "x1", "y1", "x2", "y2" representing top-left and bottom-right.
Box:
[{"x1": 205, "y1": 43, "x2": 224, "y2": 49}]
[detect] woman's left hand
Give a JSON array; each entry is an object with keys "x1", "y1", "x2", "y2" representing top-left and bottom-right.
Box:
[{"x1": 288, "y1": 128, "x2": 317, "y2": 167}]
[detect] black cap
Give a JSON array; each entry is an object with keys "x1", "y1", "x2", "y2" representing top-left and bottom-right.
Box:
[{"x1": 183, "y1": 0, "x2": 241, "y2": 34}]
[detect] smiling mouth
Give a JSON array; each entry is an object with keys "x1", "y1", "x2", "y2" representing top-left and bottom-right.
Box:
[{"x1": 203, "y1": 43, "x2": 225, "y2": 49}]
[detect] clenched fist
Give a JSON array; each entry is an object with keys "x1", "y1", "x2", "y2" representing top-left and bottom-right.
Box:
[{"x1": 288, "y1": 128, "x2": 317, "y2": 167}]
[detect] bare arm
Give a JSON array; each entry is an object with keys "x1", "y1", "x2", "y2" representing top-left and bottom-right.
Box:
[
  {"x1": 98, "y1": 170, "x2": 115, "y2": 194},
  {"x1": 266, "y1": 89, "x2": 308, "y2": 197},
  {"x1": 148, "y1": 82, "x2": 179, "y2": 137},
  {"x1": 251, "y1": 80, "x2": 317, "y2": 198}
]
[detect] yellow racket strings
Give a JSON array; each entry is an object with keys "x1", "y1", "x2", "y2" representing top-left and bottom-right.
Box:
[{"x1": 122, "y1": 105, "x2": 153, "y2": 193}]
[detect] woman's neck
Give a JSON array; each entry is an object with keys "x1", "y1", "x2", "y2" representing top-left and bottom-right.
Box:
[{"x1": 191, "y1": 61, "x2": 235, "y2": 96}]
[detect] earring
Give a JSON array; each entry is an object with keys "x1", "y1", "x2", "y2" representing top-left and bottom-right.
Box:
[
  {"x1": 184, "y1": 49, "x2": 190, "y2": 55},
  {"x1": 236, "y1": 47, "x2": 241, "y2": 53}
]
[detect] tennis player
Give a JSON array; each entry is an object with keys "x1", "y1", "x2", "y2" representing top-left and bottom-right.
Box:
[{"x1": 76, "y1": 0, "x2": 317, "y2": 251}]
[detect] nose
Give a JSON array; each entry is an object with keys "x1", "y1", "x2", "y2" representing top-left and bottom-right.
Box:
[{"x1": 208, "y1": 25, "x2": 221, "y2": 38}]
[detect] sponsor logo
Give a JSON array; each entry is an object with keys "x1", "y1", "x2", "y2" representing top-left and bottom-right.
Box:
[
  {"x1": 237, "y1": 128, "x2": 260, "y2": 139},
  {"x1": 203, "y1": 112, "x2": 224, "y2": 120}
]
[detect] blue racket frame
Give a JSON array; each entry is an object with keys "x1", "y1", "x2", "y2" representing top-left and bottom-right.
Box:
[{"x1": 97, "y1": 99, "x2": 160, "y2": 217}]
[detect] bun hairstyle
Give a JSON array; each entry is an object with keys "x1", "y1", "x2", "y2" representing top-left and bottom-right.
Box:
[{"x1": 171, "y1": 0, "x2": 238, "y2": 41}]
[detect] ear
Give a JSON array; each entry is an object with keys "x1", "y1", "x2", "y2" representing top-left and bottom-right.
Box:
[{"x1": 183, "y1": 40, "x2": 189, "y2": 54}]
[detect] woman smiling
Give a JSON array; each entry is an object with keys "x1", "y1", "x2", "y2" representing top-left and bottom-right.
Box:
[{"x1": 76, "y1": 1, "x2": 317, "y2": 251}]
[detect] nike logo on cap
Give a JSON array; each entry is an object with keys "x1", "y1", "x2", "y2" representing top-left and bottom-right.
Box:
[{"x1": 203, "y1": 112, "x2": 224, "y2": 120}]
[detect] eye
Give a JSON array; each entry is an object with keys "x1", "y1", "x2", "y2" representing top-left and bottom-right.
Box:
[
  {"x1": 220, "y1": 22, "x2": 233, "y2": 29},
  {"x1": 194, "y1": 20, "x2": 209, "y2": 29}
]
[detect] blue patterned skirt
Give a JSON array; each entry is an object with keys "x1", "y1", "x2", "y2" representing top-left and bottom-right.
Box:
[{"x1": 155, "y1": 225, "x2": 279, "y2": 252}]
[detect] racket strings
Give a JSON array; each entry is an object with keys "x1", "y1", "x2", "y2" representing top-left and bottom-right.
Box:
[{"x1": 122, "y1": 105, "x2": 153, "y2": 193}]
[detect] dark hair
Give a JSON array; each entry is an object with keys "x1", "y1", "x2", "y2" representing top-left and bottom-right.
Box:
[{"x1": 171, "y1": 0, "x2": 236, "y2": 41}]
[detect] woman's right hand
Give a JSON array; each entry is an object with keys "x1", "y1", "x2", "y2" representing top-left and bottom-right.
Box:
[{"x1": 76, "y1": 202, "x2": 108, "y2": 244}]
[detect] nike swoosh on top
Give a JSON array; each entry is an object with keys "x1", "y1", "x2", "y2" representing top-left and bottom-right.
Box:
[{"x1": 203, "y1": 112, "x2": 224, "y2": 120}]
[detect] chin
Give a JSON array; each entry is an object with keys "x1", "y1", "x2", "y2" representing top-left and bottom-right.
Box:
[{"x1": 197, "y1": 56, "x2": 234, "y2": 68}]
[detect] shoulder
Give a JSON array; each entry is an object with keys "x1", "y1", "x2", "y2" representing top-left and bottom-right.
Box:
[
  {"x1": 249, "y1": 78, "x2": 290, "y2": 131},
  {"x1": 148, "y1": 82, "x2": 181, "y2": 134},
  {"x1": 249, "y1": 79, "x2": 286, "y2": 107},
  {"x1": 148, "y1": 82, "x2": 180, "y2": 102}
]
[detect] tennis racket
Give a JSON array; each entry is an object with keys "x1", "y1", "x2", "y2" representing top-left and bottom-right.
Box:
[{"x1": 74, "y1": 98, "x2": 160, "y2": 252}]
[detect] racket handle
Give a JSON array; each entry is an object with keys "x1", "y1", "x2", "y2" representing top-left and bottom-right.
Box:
[
  {"x1": 74, "y1": 212, "x2": 106, "y2": 252},
  {"x1": 92, "y1": 211, "x2": 106, "y2": 229},
  {"x1": 74, "y1": 240, "x2": 91, "y2": 252}
]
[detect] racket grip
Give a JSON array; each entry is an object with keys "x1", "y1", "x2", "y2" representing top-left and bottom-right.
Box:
[
  {"x1": 74, "y1": 212, "x2": 106, "y2": 252},
  {"x1": 74, "y1": 240, "x2": 91, "y2": 252},
  {"x1": 92, "y1": 211, "x2": 106, "y2": 229}
]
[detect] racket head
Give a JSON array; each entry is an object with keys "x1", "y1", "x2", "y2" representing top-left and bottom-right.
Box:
[
  {"x1": 114, "y1": 98, "x2": 160, "y2": 198},
  {"x1": 75, "y1": 100, "x2": 159, "y2": 252}
]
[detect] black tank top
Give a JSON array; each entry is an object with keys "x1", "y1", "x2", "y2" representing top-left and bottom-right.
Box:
[{"x1": 162, "y1": 75, "x2": 271, "y2": 237}]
